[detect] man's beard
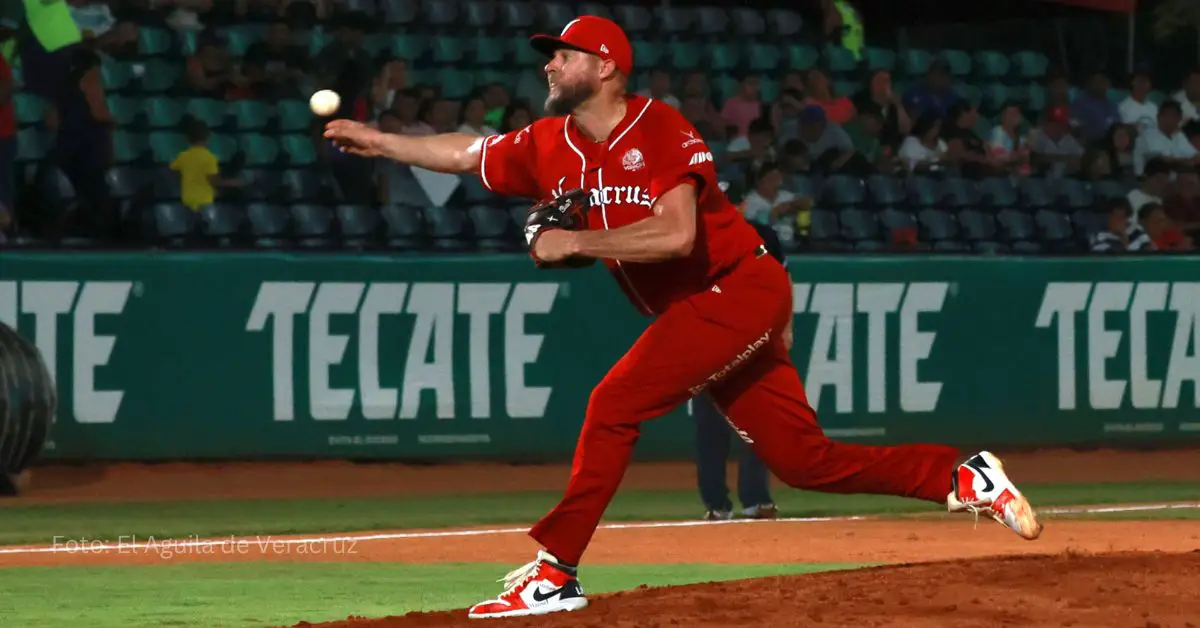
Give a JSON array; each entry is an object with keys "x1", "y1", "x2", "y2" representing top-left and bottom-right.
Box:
[{"x1": 545, "y1": 80, "x2": 596, "y2": 116}]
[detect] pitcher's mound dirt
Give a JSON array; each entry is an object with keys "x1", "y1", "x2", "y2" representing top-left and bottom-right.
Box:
[{"x1": 295, "y1": 551, "x2": 1200, "y2": 628}]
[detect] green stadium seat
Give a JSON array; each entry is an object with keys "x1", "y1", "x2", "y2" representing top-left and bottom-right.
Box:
[
  {"x1": 1107, "y1": 88, "x2": 1129, "y2": 104},
  {"x1": 224, "y1": 26, "x2": 259, "y2": 56},
  {"x1": 149, "y1": 131, "x2": 188, "y2": 163},
  {"x1": 833, "y1": 80, "x2": 858, "y2": 99},
  {"x1": 671, "y1": 41, "x2": 702, "y2": 70},
  {"x1": 281, "y1": 135, "x2": 317, "y2": 166},
  {"x1": 1026, "y1": 84, "x2": 1046, "y2": 113},
  {"x1": 1011, "y1": 51, "x2": 1048, "y2": 79},
  {"x1": 138, "y1": 27, "x2": 172, "y2": 55},
  {"x1": 760, "y1": 77, "x2": 780, "y2": 103},
  {"x1": 185, "y1": 99, "x2": 227, "y2": 128},
  {"x1": 363, "y1": 33, "x2": 391, "y2": 58},
  {"x1": 474, "y1": 69, "x2": 510, "y2": 90},
  {"x1": 180, "y1": 29, "x2": 197, "y2": 55},
  {"x1": 745, "y1": 43, "x2": 781, "y2": 72},
  {"x1": 713, "y1": 74, "x2": 739, "y2": 103},
  {"x1": 511, "y1": 36, "x2": 541, "y2": 65},
  {"x1": 982, "y1": 83, "x2": 1010, "y2": 113},
  {"x1": 277, "y1": 100, "x2": 313, "y2": 132},
  {"x1": 141, "y1": 59, "x2": 182, "y2": 92},
  {"x1": 232, "y1": 101, "x2": 270, "y2": 130},
  {"x1": 14, "y1": 93, "x2": 45, "y2": 125},
  {"x1": 902, "y1": 49, "x2": 932, "y2": 76},
  {"x1": 955, "y1": 84, "x2": 983, "y2": 108},
  {"x1": 864, "y1": 47, "x2": 895, "y2": 72},
  {"x1": 101, "y1": 60, "x2": 134, "y2": 91},
  {"x1": 1149, "y1": 90, "x2": 1166, "y2": 105},
  {"x1": 474, "y1": 37, "x2": 507, "y2": 65},
  {"x1": 16, "y1": 128, "x2": 49, "y2": 162},
  {"x1": 112, "y1": 130, "x2": 147, "y2": 163},
  {"x1": 107, "y1": 95, "x2": 141, "y2": 126},
  {"x1": 438, "y1": 67, "x2": 475, "y2": 100},
  {"x1": 631, "y1": 40, "x2": 664, "y2": 67},
  {"x1": 824, "y1": 45, "x2": 858, "y2": 74},
  {"x1": 787, "y1": 45, "x2": 818, "y2": 70},
  {"x1": 146, "y1": 96, "x2": 184, "y2": 128},
  {"x1": 239, "y1": 134, "x2": 280, "y2": 166},
  {"x1": 392, "y1": 35, "x2": 426, "y2": 62},
  {"x1": 973, "y1": 51, "x2": 1010, "y2": 79},
  {"x1": 941, "y1": 50, "x2": 972, "y2": 77},
  {"x1": 431, "y1": 36, "x2": 467, "y2": 64},
  {"x1": 709, "y1": 43, "x2": 740, "y2": 72},
  {"x1": 208, "y1": 133, "x2": 240, "y2": 163},
  {"x1": 308, "y1": 29, "x2": 330, "y2": 56}
]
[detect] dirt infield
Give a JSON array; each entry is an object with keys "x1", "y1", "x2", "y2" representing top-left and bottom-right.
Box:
[{"x1": 301, "y1": 551, "x2": 1200, "y2": 628}]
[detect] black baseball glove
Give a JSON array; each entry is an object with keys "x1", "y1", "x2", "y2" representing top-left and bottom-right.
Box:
[{"x1": 524, "y1": 188, "x2": 596, "y2": 269}]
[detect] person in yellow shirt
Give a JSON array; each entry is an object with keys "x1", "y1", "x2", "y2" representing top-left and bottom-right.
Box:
[{"x1": 170, "y1": 119, "x2": 239, "y2": 210}]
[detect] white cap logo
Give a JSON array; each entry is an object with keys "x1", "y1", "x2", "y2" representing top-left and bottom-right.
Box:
[{"x1": 600, "y1": 44, "x2": 609, "y2": 54}]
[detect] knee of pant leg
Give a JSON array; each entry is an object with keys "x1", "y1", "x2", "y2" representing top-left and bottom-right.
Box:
[{"x1": 585, "y1": 374, "x2": 651, "y2": 428}]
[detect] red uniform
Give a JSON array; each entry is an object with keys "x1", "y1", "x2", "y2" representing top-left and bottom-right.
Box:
[{"x1": 478, "y1": 25, "x2": 960, "y2": 567}]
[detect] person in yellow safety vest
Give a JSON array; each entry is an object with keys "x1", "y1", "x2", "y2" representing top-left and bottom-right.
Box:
[
  {"x1": 19, "y1": 0, "x2": 83, "y2": 100},
  {"x1": 823, "y1": 0, "x2": 864, "y2": 61}
]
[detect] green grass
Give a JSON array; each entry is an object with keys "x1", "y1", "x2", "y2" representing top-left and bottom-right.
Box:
[
  {"x1": 0, "y1": 481, "x2": 1195, "y2": 546},
  {"x1": 0, "y1": 562, "x2": 859, "y2": 628}
]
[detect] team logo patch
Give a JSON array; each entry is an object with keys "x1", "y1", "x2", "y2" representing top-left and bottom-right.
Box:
[{"x1": 622, "y1": 148, "x2": 645, "y2": 172}]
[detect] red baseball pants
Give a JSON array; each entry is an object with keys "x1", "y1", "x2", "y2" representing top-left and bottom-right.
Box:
[{"x1": 529, "y1": 253, "x2": 961, "y2": 566}]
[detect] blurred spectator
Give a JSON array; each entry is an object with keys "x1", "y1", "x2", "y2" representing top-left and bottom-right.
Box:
[
  {"x1": 681, "y1": 95, "x2": 725, "y2": 141},
  {"x1": 161, "y1": 0, "x2": 213, "y2": 32},
  {"x1": 853, "y1": 70, "x2": 910, "y2": 149},
  {"x1": 770, "y1": 89, "x2": 806, "y2": 146},
  {"x1": 457, "y1": 96, "x2": 498, "y2": 136},
  {"x1": 795, "y1": 105, "x2": 857, "y2": 174},
  {"x1": 315, "y1": 11, "x2": 374, "y2": 119},
  {"x1": 1090, "y1": 198, "x2": 1151, "y2": 252},
  {"x1": 186, "y1": 35, "x2": 240, "y2": 98},
  {"x1": 899, "y1": 114, "x2": 948, "y2": 173},
  {"x1": 902, "y1": 58, "x2": 961, "y2": 120},
  {"x1": 375, "y1": 110, "x2": 414, "y2": 204},
  {"x1": 638, "y1": 68, "x2": 680, "y2": 109},
  {"x1": 779, "y1": 139, "x2": 810, "y2": 174},
  {"x1": 728, "y1": 119, "x2": 778, "y2": 184},
  {"x1": 70, "y1": 0, "x2": 139, "y2": 57},
  {"x1": 821, "y1": 0, "x2": 864, "y2": 60},
  {"x1": 1098, "y1": 123, "x2": 1136, "y2": 179},
  {"x1": 1127, "y1": 157, "x2": 1172, "y2": 215},
  {"x1": 741, "y1": 161, "x2": 804, "y2": 227},
  {"x1": 1174, "y1": 67, "x2": 1200, "y2": 123},
  {"x1": 944, "y1": 101, "x2": 1004, "y2": 178},
  {"x1": 1071, "y1": 70, "x2": 1121, "y2": 143},
  {"x1": 843, "y1": 103, "x2": 899, "y2": 174},
  {"x1": 1140, "y1": 202, "x2": 1194, "y2": 251},
  {"x1": 803, "y1": 68, "x2": 855, "y2": 125},
  {"x1": 1081, "y1": 147, "x2": 1113, "y2": 180},
  {"x1": 500, "y1": 102, "x2": 534, "y2": 134},
  {"x1": 1133, "y1": 101, "x2": 1199, "y2": 175},
  {"x1": 987, "y1": 102, "x2": 1031, "y2": 175},
  {"x1": 244, "y1": 19, "x2": 308, "y2": 85},
  {"x1": 1165, "y1": 166, "x2": 1200, "y2": 241},
  {"x1": 0, "y1": 205, "x2": 10, "y2": 245},
  {"x1": 1029, "y1": 106, "x2": 1083, "y2": 178},
  {"x1": 424, "y1": 99, "x2": 457, "y2": 134},
  {"x1": 721, "y1": 72, "x2": 764, "y2": 139},
  {"x1": 371, "y1": 57, "x2": 409, "y2": 115},
  {"x1": 0, "y1": 52, "x2": 12, "y2": 216},
  {"x1": 1118, "y1": 69, "x2": 1158, "y2": 133},
  {"x1": 225, "y1": 55, "x2": 276, "y2": 100},
  {"x1": 780, "y1": 70, "x2": 805, "y2": 95},
  {"x1": 1043, "y1": 70, "x2": 1072, "y2": 110},
  {"x1": 389, "y1": 89, "x2": 432, "y2": 135},
  {"x1": 1186, "y1": 120, "x2": 1200, "y2": 153},
  {"x1": 236, "y1": 0, "x2": 288, "y2": 21},
  {"x1": 170, "y1": 119, "x2": 240, "y2": 211},
  {"x1": 482, "y1": 83, "x2": 510, "y2": 129},
  {"x1": 50, "y1": 47, "x2": 114, "y2": 234}
]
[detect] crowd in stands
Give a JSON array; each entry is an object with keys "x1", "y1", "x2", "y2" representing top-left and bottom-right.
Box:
[{"x1": 2, "y1": 0, "x2": 1199, "y2": 254}]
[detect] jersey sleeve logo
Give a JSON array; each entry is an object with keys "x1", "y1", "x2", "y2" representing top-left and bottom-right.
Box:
[
  {"x1": 680, "y1": 130, "x2": 706, "y2": 149},
  {"x1": 688, "y1": 151, "x2": 714, "y2": 166}
]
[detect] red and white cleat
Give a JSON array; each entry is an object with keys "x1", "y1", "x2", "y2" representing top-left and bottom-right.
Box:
[
  {"x1": 467, "y1": 550, "x2": 588, "y2": 619},
  {"x1": 947, "y1": 451, "x2": 1043, "y2": 540}
]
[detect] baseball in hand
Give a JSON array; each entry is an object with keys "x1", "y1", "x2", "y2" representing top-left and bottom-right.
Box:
[{"x1": 309, "y1": 90, "x2": 341, "y2": 116}]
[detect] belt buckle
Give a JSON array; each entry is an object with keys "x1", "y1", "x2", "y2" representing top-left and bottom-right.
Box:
[{"x1": 755, "y1": 244, "x2": 767, "y2": 258}]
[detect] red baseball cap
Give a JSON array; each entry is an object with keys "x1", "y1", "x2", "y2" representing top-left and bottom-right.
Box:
[{"x1": 530, "y1": 16, "x2": 633, "y2": 76}]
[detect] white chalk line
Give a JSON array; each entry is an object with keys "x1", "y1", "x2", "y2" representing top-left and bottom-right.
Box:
[{"x1": 0, "y1": 503, "x2": 1196, "y2": 557}]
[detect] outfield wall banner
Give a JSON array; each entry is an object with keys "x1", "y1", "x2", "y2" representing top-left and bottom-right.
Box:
[{"x1": 1, "y1": 252, "x2": 1197, "y2": 461}]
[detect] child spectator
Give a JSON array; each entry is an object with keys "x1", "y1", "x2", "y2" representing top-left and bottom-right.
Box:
[
  {"x1": 1139, "y1": 202, "x2": 1194, "y2": 251},
  {"x1": 170, "y1": 119, "x2": 240, "y2": 211},
  {"x1": 457, "y1": 96, "x2": 498, "y2": 137},
  {"x1": 987, "y1": 102, "x2": 1031, "y2": 175},
  {"x1": 899, "y1": 114, "x2": 948, "y2": 173},
  {"x1": 1090, "y1": 198, "x2": 1152, "y2": 252}
]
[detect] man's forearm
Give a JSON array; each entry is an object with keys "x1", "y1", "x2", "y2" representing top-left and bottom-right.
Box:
[
  {"x1": 568, "y1": 215, "x2": 692, "y2": 263},
  {"x1": 376, "y1": 132, "x2": 482, "y2": 174}
]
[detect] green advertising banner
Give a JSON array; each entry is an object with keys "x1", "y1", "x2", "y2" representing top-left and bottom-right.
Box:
[{"x1": 0, "y1": 252, "x2": 1197, "y2": 461}]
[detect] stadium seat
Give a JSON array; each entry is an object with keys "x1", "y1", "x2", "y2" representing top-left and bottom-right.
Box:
[
  {"x1": 713, "y1": 74, "x2": 739, "y2": 104},
  {"x1": 941, "y1": 50, "x2": 972, "y2": 77},
  {"x1": 106, "y1": 166, "x2": 148, "y2": 200},
  {"x1": 730, "y1": 8, "x2": 766, "y2": 36},
  {"x1": 840, "y1": 208, "x2": 880, "y2": 241},
  {"x1": 785, "y1": 174, "x2": 821, "y2": 199},
  {"x1": 421, "y1": 0, "x2": 459, "y2": 25},
  {"x1": 277, "y1": 100, "x2": 313, "y2": 133},
  {"x1": 879, "y1": 208, "x2": 917, "y2": 233},
  {"x1": 918, "y1": 209, "x2": 960, "y2": 241},
  {"x1": 1011, "y1": 240, "x2": 1044, "y2": 253},
  {"x1": 578, "y1": 2, "x2": 612, "y2": 19},
  {"x1": 864, "y1": 47, "x2": 896, "y2": 72},
  {"x1": 138, "y1": 27, "x2": 173, "y2": 56},
  {"x1": 500, "y1": 0, "x2": 535, "y2": 28},
  {"x1": 474, "y1": 37, "x2": 506, "y2": 65},
  {"x1": 787, "y1": 45, "x2": 819, "y2": 70},
  {"x1": 823, "y1": 175, "x2": 866, "y2": 206},
  {"x1": 232, "y1": 101, "x2": 270, "y2": 131},
  {"x1": 140, "y1": 59, "x2": 183, "y2": 93},
  {"x1": 854, "y1": 240, "x2": 887, "y2": 252},
  {"x1": 958, "y1": 209, "x2": 998, "y2": 241},
  {"x1": 614, "y1": 5, "x2": 654, "y2": 32},
  {"x1": 539, "y1": 2, "x2": 574, "y2": 30},
  {"x1": 383, "y1": 0, "x2": 419, "y2": 25},
  {"x1": 382, "y1": 203, "x2": 424, "y2": 249},
  {"x1": 431, "y1": 36, "x2": 467, "y2": 64},
  {"x1": 146, "y1": 96, "x2": 184, "y2": 129},
  {"x1": 112, "y1": 130, "x2": 148, "y2": 163},
  {"x1": 149, "y1": 132, "x2": 188, "y2": 163},
  {"x1": 15, "y1": 128, "x2": 49, "y2": 162},
  {"x1": 437, "y1": 67, "x2": 475, "y2": 100},
  {"x1": 671, "y1": 41, "x2": 703, "y2": 70},
  {"x1": 278, "y1": 135, "x2": 314, "y2": 166},
  {"x1": 200, "y1": 204, "x2": 245, "y2": 246},
  {"x1": 906, "y1": 176, "x2": 940, "y2": 208},
  {"x1": 933, "y1": 240, "x2": 969, "y2": 252},
  {"x1": 239, "y1": 134, "x2": 280, "y2": 166},
  {"x1": 184, "y1": 99, "x2": 227, "y2": 128},
  {"x1": 709, "y1": 43, "x2": 740, "y2": 72},
  {"x1": 223, "y1": 26, "x2": 258, "y2": 56},
  {"x1": 997, "y1": 208, "x2": 1036, "y2": 242},
  {"x1": 1071, "y1": 209, "x2": 1106, "y2": 241},
  {"x1": 808, "y1": 209, "x2": 841, "y2": 243},
  {"x1": 955, "y1": 84, "x2": 983, "y2": 109},
  {"x1": 767, "y1": 9, "x2": 803, "y2": 36},
  {"x1": 458, "y1": 174, "x2": 495, "y2": 204},
  {"x1": 240, "y1": 169, "x2": 283, "y2": 201},
  {"x1": 425, "y1": 206, "x2": 470, "y2": 250},
  {"x1": 14, "y1": 93, "x2": 45, "y2": 125},
  {"x1": 291, "y1": 204, "x2": 335, "y2": 247},
  {"x1": 106, "y1": 95, "x2": 141, "y2": 126},
  {"x1": 656, "y1": 6, "x2": 694, "y2": 33},
  {"x1": 1055, "y1": 178, "x2": 1094, "y2": 209},
  {"x1": 824, "y1": 46, "x2": 858, "y2": 75},
  {"x1": 337, "y1": 204, "x2": 380, "y2": 249},
  {"x1": 695, "y1": 7, "x2": 728, "y2": 35},
  {"x1": 469, "y1": 205, "x2": 514, "y2": 250},
  {"x1": 247, "y1": 203, "x2": 291, "y2": 247},
  {"x1": 939, "y1": 177, "x2": 979, "y2": 209},
  {"x1": 865, "y1": 175, "x2": 904, "y2": 207},
  {"x1": 903, "y1": 49, "x2": 933, "y2": 76},
  {"x1": 392, "y1": 34, "x2": 427, "y2": 63},
  {"x1": 978, "y1": 177, "x2": 1019, "y2": 208},
  {"x1": 282, "y1": 168, "x2": 331, "y2": 202},
  {"x1": 208, "y1": 133, "x2": 240, "y2": 163},
  {"x1": 974, "y1": 241, "x2": 1009, "y2": 254},
  {"x1": 1019, "y1": 177, "x2": 1056, "y2": 209},
  {"x1": 760, "y1": 78, "x2": 781, "y2": 103},
  {"x1": 462, "y1": 0, "x2": 495, "y2": 27},
  {"x1": 745, "y1": 43, "x2": 782, "y2": 72},
  {"x1": 1091, "y1": 179, "x2": 1132, "y2": 203},
  {"x1": 101, "y1": 60, "x2": 134, "y2": 91},
  {"x1": 153, "y1": 202, "x2": 195, "y2": 244},
  {"x1": 1011, "y1": 50, "x2": 1049, "y2": 79},
  {"x1": 1026, "y1": 84, "x2": 1047, "y2": 114},
  {"x1": 1035, "y1": 209, "x2": 1074, "y2": 243},
  {"x1": 973, "y1": 51, "x2": 1010, "y2": 79}
]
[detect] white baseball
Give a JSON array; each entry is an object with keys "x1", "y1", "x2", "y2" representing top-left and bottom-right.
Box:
[{"x1": 309, "y1": 89, "x2": 341, "y2": 116}]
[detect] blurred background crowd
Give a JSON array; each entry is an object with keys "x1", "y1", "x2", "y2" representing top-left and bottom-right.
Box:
[{"x1": 2, "y1": 0, "x2": 1200, "y2": 254}]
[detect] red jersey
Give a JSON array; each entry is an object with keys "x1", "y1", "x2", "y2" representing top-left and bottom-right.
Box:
[
  {"x1": 479, "y1": 94, "x2": 764, "y2": 316},
  {"x1": 0, "y1": 55, "x2": 13, "y2": 139}
]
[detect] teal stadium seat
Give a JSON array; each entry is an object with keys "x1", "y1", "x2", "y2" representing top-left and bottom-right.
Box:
[
  {"x1": 239, "y1": 134, "x2": 280, "y2": 166},
  {"x1": 982, "y1": 83, "x2": 1011, "y2": 113},
  {"x1": 511, "y1": 36, "x2": 541, "y2": 65},
  {"x1": 208, "y1": 133, "x2": 240, "y2": 162},
  {"x1": 363, "y1": 33, "x2": 391, "y2": 58},
  {"x1": 787, "y1": 45, "x2": 818, "y2": 71},
  {"x1": 745, "y1": 43, "x2": 781, "y2": 72},
  {"x1": 671, "y1": 41, "x2": 702, "y2": 70},
  {"x1": 277, "y1": 100, "x2": 313, "y2": 132},
  {"x1": 1011, "y1": 51, "x2": 1048, "y2": 79},
  {"x1": 107, "y1": 95, "x2": 141, "y2": 126},
  {"x1": 1108, "y1": 88, "x2": 1129, "y2": 104},
  {"x1": 307, "y1": 29, "x2": 330, "y2": 56},
  {"x1": 149, "y1": 131, "x2": 188, "y2": 163},
  {"x1": 180, "y1": 29, "x2": 197, "y2": 55},
  {"x1": 941, "y1": 50, "x2": 972, "y2": 77},
  {"x1": 232, "y1": 101, "x2": 270, "y2": 131},
  {"x1": 146, "y1": 96, "x2": 184, "y2": 128},
  {"x1": 1149, "y1": 90, "x2": 1166, "y2": 105},
  {"x1": 141, "y1": 59, "x2": 182, "y2": 93},
  {"x1": 431, "y1": 36, "x2": 466, "y2": 64},
  {"x1": 631, "y1": 40, "x2": 664, "y2": 67},
  {"x1": 956, "y1": 84, "x2": 983, "y2": 108},
  {"x1": 713, "y1": 74, "x2": 739, "y2": 103},
  {"x1": 474, "y1": 69, "x2": 510, "y2": 90},
  {"x1": 14, "y1": 93, "x2": 45, "y2": 125},
  {"x1": 102, "y1": 60, "x2": 134, "y2": 91},
  {"x1": 973, "y1": 51, "x2": 1010, "y2": 79},
  {"x1": 138, "y1": 27, "x2": 172, "y2": 55},
  {"x1": 224, "y1": 26, "x2": 259, "y2": 56},
  {"x1": 16, "y1": 128, "x2": 49, "y2": 162},
  {"x1": 824, "y1": 45, "x2": 858, "y2": 74},
  {"x1": 709, "y1": 43, "x2": 740, "y2": 72},
  {"x1": 902, "y1": 49, "x2": 932, "y2": 76},
  {"x1": 392, "y1": 35, "x2": 426, "y2": 63},
  {"x1": 760, "y1": 77, "x2": 780, "y2": 103},
  {"x1": 474, "y1": 37, "x2": 507, "y2": 65},
  {"x1": 834, "y1": 80, "x2": 858, "y2": 99},
  {"x1": 185, "y1": 99, "x2": 227, "y2": 128},
  {"x1": 438, "y1": 67, "x2": 475, "y2": 100},
  {"x1": 112, "y1": 130, "x2": 147, "y2": 163},
  {"x1": 864, "y1": 47, "x2": 895, "y2": 72},
  {"x1": 1026, "y1": 84, "x2": 1046, "y2": 113}
]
